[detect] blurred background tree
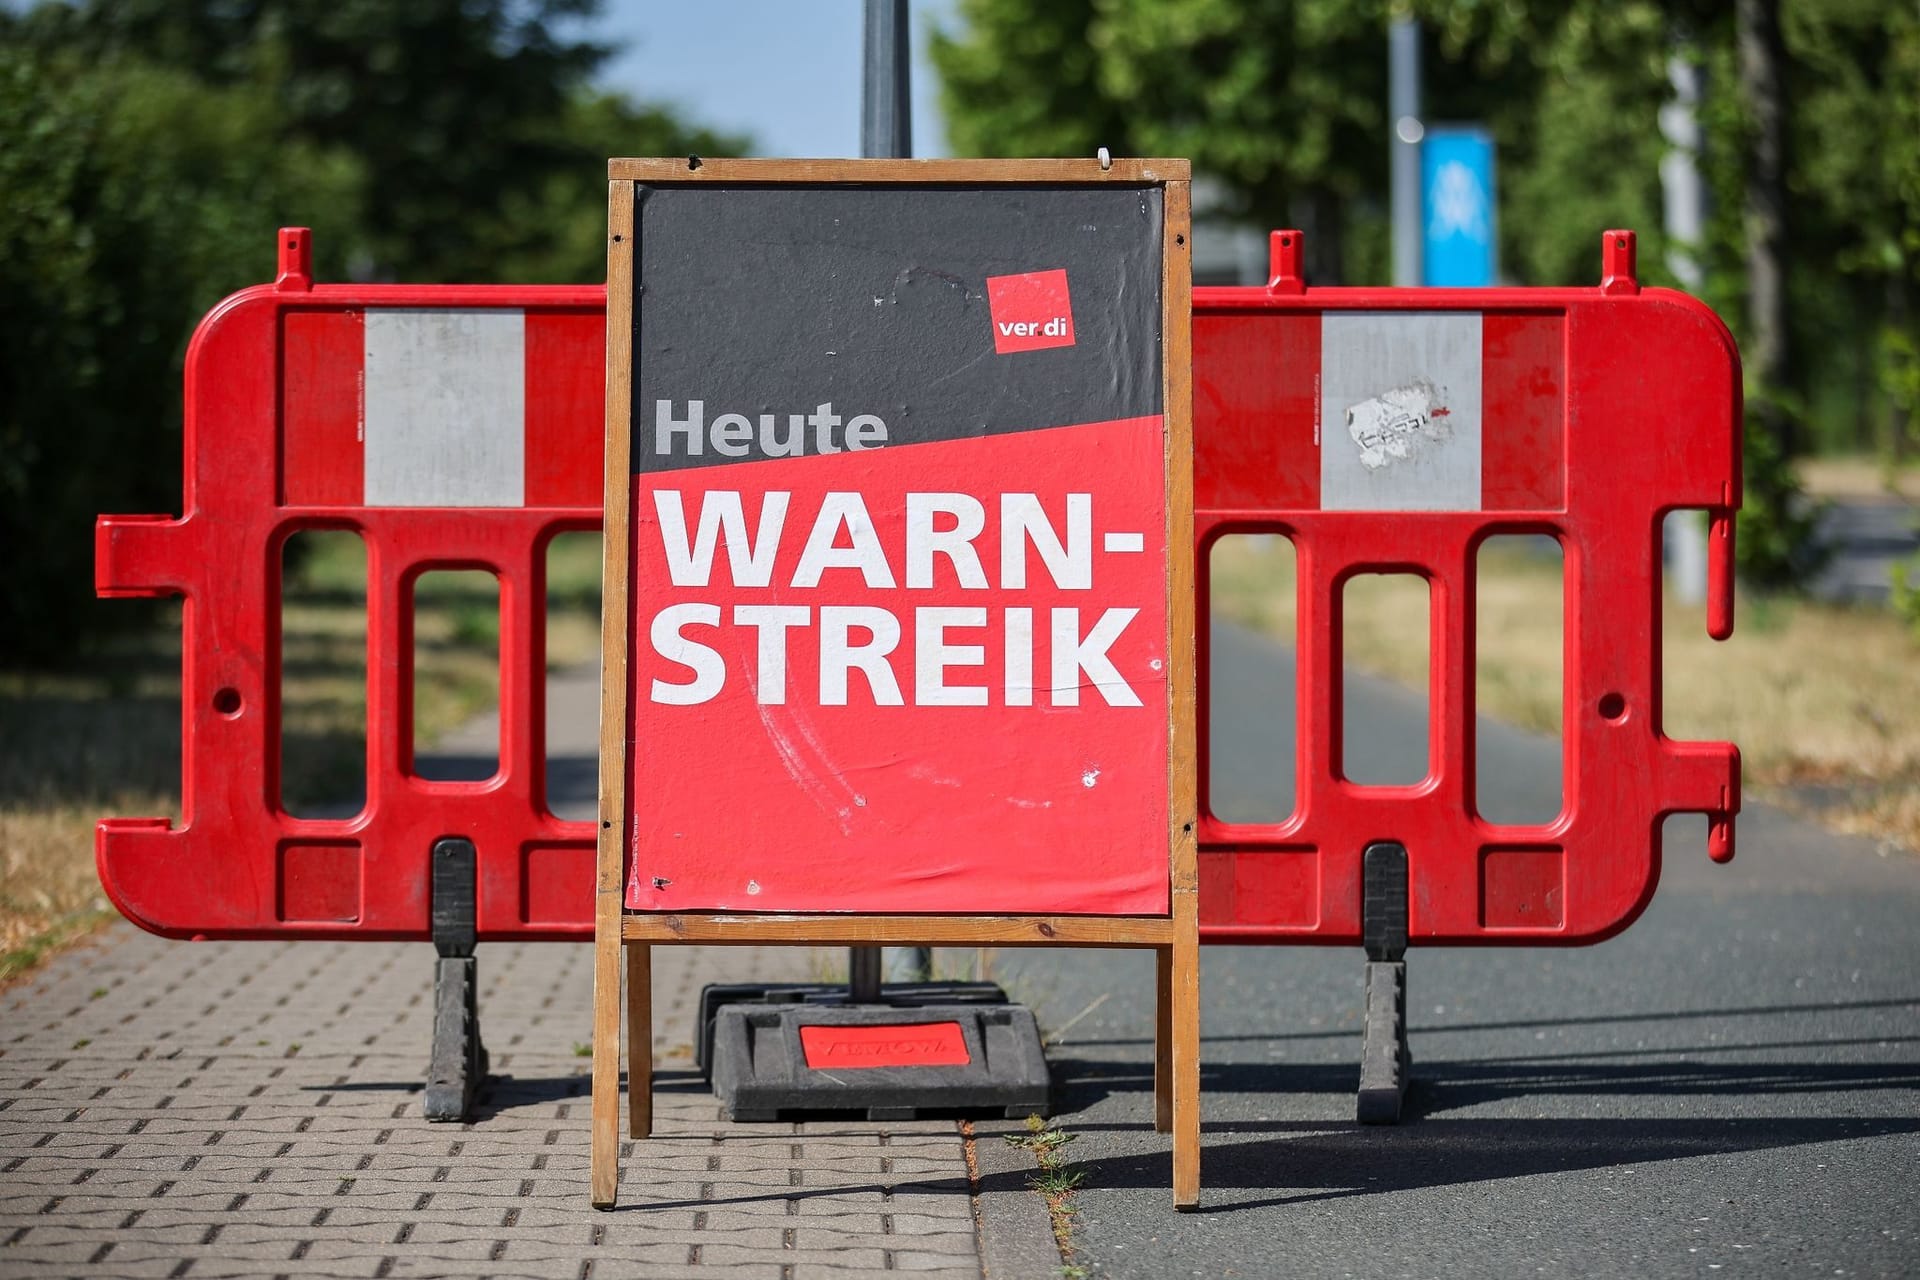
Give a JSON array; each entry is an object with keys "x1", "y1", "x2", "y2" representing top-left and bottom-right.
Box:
[
  {"x1": 3, "y1": 0, "x2": 1912, "y2": 663},
  {"x1": 0, "y1": 0, "x2": 745, "y2": 665},
  {"x1": 934, "y1": 0, "x2": 1920, "y2": 584}
]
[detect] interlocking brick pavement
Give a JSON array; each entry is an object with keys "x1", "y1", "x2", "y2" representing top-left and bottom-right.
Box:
[
  {"x1": 4, "y1": 664, "x2": 1060, "y2": 1278},
  {"x1": 0, "y1": 927, "x2": 1031, "y2": 1279}
]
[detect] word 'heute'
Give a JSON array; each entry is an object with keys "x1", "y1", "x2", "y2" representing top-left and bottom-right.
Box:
[
  {"x1": 647, "y1": 489, "x2": 1150, "y2": 709},
  {"x1": 656, "y1": 400, "x2": 887, "y2": 457}
]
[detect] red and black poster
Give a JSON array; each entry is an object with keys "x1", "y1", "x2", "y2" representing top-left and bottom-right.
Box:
[{"x1": 621, "y1": 178, "x2": 1173, "y2": 916}]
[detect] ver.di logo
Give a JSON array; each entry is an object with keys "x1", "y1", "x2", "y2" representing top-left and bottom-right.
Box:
[{"x1": 985, "y1": 268, "x2": 1075, "y2": 354}]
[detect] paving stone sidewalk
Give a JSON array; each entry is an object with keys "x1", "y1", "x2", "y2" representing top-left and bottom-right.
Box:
[
  {"x1": 0, "y1": 927, "x2": 1047, "y2": 1278},
  {"x1": 1, "y1": 660, "x2": 1061, "y2": 1278}
]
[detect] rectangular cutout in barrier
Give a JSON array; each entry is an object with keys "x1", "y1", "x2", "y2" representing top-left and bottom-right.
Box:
[
  {"x1": 1475, "y1": 535, "x2": 1565, "y2": 825},
  {"x1": 543, "y1": 529, "x2": 602, "y2": 821},
  {"x1": 1479, "y1": 846, "x2": 1565, "y2": 928},
  {"x1": 412, "y1": 569, "x2": 501, "y2": 782},
  {"x1": 278, "y1": 529, "x2": 368, "y2": 818},
  {"x1": 1661, "y1": 509, "x2": 1724, "y2": 746},
  {"x1": 278, "y1": 841, "x2": 361, "y2": 922},
  {"x1": 1196, "y1": 848, "x2": 1319, "y2": 929},
  {"x1": 521, "y1": 842, "x2": 596, "y2": 926},
  {"x1": 1206, "y1": 534, "x2": 1299, "y2": 825},
  {"x1": 1341, "y1": 572, "x2": 1431, "y2": 786},
  {"x1": 281, "y1": 311, "x2": 363, "y2": 507}
]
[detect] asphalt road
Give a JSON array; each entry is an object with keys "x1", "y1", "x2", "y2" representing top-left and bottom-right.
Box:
[
  {"x1": 995, "y1": 619, "x2": 1920, "y2": 1279},
  {"x1": 1809, "y1": 498, "x2": 1918, "y2": 605}
]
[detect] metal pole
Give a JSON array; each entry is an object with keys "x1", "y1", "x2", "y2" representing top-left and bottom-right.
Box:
[
  {"x1": 1659, "y1": 52, "x2": 1705, "y2": 292},
  {"x1": 1390, "y1": 18, "x2": 1423, "y2": 287},
  {"x1": 862, "y1": 0, "x2": 912, "y2": 159},
  {"x1": 1660, "y1": 47, "x2": 1709, "y2": 604},
  {"x1": 848, "y1": 946, "x2": 885, "y2": 1005},
  {"x1": 855, "y1": 0, "x2": 926, "y2": 997}
]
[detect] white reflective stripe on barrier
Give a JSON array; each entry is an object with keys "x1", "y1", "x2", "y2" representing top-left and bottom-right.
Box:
[
  {"x1": 364, "y1": 308, "x2": 527, "y2": 507},
  {"x1": 1320, "y1": 311, "x2": 1484, "y2": 512}
]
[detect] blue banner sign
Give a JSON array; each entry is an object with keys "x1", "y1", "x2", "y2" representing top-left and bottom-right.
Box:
[{"x1": 1422, "y1": 126, "x2": 1496, "y2": 287}]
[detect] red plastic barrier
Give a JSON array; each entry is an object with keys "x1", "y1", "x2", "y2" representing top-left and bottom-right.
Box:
[
  {"x1": 99, "y1": 226, "x2": 1738, "y2": 946},
  {"x1": 1193, "y1": 230, "x2": 1740, "y2": 945},
  {"x1": 95, "y1": 230, "x2": 604, "y2": 940}
]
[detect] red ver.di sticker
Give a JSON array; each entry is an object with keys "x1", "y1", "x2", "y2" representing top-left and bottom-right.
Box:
[{"x1": 987, "y1": 269, "x2": 1076, "y2": 354}]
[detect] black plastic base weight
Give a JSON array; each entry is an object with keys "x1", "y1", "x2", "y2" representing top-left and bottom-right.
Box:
[
  {"x1": 709, "y1": 1002, "x2": 1050, "y2": 1123},
  {"x1": 694, "y1": 980, "x2": 1011, "y2": 1079}
]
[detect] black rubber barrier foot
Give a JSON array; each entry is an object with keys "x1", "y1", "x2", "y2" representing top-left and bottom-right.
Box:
[
  {"x1": 424, "y1": 838, "x2": 487, "y2": 1122},
  {"x1": 425, "y1": 955, "x2": 489, "y2": 1121},
  {"x1": 1356, "y1": 959, "x2": 1410, "y2": 1124},
  {"x1": 1357, "y1": 840, "x2": 1411, "y2": 1125},
  {"x1": 1362, "y1": 841, "x2": 1410, "y2": 964}
]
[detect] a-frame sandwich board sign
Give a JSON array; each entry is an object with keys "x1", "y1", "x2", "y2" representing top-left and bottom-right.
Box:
[{"x1": 591, "y1": 156, "x2": 1199, "y2": 1208}]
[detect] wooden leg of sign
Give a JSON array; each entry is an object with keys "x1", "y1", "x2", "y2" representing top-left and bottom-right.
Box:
[
  {"x1": 589, "y1": 920, "x2": 623, "y2": 1208},
  {"x1": 626, "y1": 942, "x2": 652, "y2": 1138},
  {"x1": 1153, "y1": 945, "x2": 1174, "y2": 1133},
  {"x1": 1171, "y1": 887, "x2": 1202, "y2": 1212}
]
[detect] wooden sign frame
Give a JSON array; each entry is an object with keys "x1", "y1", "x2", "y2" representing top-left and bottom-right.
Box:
[{"x1": 592, "y1": 157, "x2": 1197, "y2": 1209}]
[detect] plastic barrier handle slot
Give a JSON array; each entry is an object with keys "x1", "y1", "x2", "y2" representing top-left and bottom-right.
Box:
[{"x1": 1706, "y1": 508, "x2": 1735, "y2": 641}]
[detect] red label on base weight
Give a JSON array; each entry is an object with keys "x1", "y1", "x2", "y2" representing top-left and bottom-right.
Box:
[{"x1": 799, "y1": 1022, "x2": 972, "y2": 1069}]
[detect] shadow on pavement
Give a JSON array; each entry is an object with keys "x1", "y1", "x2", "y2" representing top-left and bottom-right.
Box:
[
  {"x1": 1110, "y1": 1114, "x2": 1920, "y2": 1212},
  {"x1": 1404, "y1": 1052, "x2": 1920, "y2": 1114},
  {"x1": 1056, "y1": 995, "x2": 1920, "y2": 1050},
  {"x1": 1048, "y1": 1049, "x2": 1920, "y2": 1115},
  {"x1": 307, "y1": 1068, "x2": 728, "y2": 1119}
]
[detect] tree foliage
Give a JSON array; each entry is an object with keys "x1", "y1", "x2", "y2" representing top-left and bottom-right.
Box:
[
  {"x1": 933, "y1": 0, "x2": 1920, "y2": 584},
  {"x1": 935, "y1": 0, "x2": 1391, "y2": 281},
  {"x1": 0, "y1": 1, "x2": 743, "y2": 664}
]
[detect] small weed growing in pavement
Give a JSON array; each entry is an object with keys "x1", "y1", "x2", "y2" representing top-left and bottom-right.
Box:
[
  {"x1": 572, "y1": 1041, "x2": 592, "y2": 1057},
  {"x1": 89, "y1": 988, "x2": 107, "y2": 1000},
  {"x1": 1005, "y1": 1115, "x2": 1086, "y2": 1273},
  {"x1": 1030, "y1": 1165, "x2": 1085, "y2": 1195},
  {"x1": 71, "y1": 1038, "x2": 89, "y2": 1050}
]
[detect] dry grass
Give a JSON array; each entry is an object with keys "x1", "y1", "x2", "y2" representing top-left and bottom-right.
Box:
[
  {"x1": 1796, "y1": 455, "x2": 1920, "y2": 504},
  {"x1": 1208, "y1": 535, "x2": 1920, "y2": 853},
  {"x1": 0, "y1": 531, "x2": 604, "y2": 983},
  {"x1": 0, "y1": 648, "x2": 182, "y2": 976}
]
